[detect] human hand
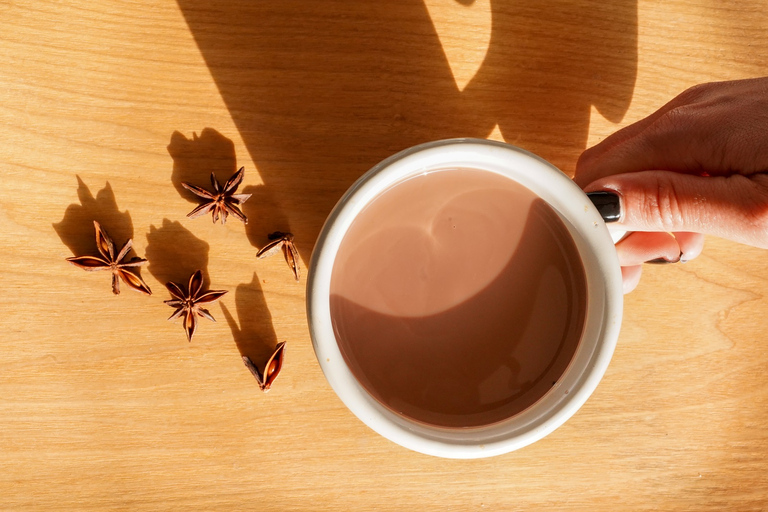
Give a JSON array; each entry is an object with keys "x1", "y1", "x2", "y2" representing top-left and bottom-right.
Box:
[{"x1": 574, "y1": 77, "x2": 768, "y2": 293}]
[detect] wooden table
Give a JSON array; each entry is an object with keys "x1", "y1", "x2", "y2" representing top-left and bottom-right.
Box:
[{"x1": 2, "y1": 1, "x2": 767, "y2": 509}]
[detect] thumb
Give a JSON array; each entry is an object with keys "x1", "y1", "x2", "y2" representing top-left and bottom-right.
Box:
[{"x1": 585, "y1": 170, "x2": 768, "y2": 249}]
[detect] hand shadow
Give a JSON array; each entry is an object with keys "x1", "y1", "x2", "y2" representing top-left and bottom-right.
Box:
[
  {"x1": 168, "y1": 127, "x2": 237, "y2": 203},
  {"x1": 53, "y1": 176, "x2": 136, "y2": 257},
  {"x1": 145, "y1": 218, "x2": 211, "y2": 291},
  {"x1": 220, "y1": 272, "x2": 279, "y2": 374},
  {"x1": 176, "y1": 0, "x2": 638, "y2": 265}
]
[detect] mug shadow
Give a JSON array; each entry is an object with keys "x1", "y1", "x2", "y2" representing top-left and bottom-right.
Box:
[
  {"x1": 145, "y1": 218, "x2": 211, "y2": 291},
  {"x1": 220, "y1": 271, "x2": 280, "y2": 371},
  {"x1": 175, "y1": 0, "x2": 638, "y2": 263}
]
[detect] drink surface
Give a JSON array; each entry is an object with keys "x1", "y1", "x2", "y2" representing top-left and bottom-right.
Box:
[{"x1": 330, "y1": 168, "x2": 587, "y2": 428}]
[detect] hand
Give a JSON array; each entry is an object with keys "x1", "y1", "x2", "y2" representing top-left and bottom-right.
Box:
[{"x1": 574, "y1": 77, "x2": 768, "y2": 293}]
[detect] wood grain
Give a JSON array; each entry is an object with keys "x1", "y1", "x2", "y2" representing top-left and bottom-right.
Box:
[{"x1": 1, "y1": 0, "x2": 767, "y2": 509}]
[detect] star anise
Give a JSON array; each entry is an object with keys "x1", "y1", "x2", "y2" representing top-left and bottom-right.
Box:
[
  {"x1": 256, "y1": 231, "x2": 300, "y2": 281},
  {"x1": 164, "y1": 270, "x2": 228, "y2": 342},
  {"x1": 242, "y1": 342, "x2": 286, "y2": 392},
  {"x1": 182, "y1": 166, "x2": 252, "y2": 224},
  {"x1": 66, "y1": 220, "x2": 152, "y2": 295}
]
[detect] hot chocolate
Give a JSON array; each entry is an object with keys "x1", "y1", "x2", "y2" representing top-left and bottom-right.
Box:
[{"x1": 329, "y1": 168, "x2": 587, "y2": 428}]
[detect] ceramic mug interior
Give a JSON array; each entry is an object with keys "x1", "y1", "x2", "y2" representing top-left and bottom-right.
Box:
[{"x1": 307, "y1": 139, "x2": 623, "y2": 458}]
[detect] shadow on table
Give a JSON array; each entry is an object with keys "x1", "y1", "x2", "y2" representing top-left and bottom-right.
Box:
[
  {"x1": 241, "y1": 183, "x2": 293, "y2": 254},
  {"x1": 53, "y1": 176, "x2": 137, "y2": 258},
  {"x1": 220, "y1": 272, "x2": 280, "y2": 375},
  {"x1": 167, "y1": 128, "x2": 291, "y2": 251},
  {"x1": 144, "y1": 218, "x2": 211, "y2": 292},
  {"x1": 168, "y1": 128, "x2": 238, "y2": 204},
  {"x1": 330, "y1": 199, "x2": 585, "y2": 427},
  {"x1": 176, "y1": 0, "x2": 638, "y2": 264}
]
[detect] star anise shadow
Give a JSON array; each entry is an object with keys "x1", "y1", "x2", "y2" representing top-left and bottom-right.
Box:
[
  {"x1": 220, "y1": 271, "x2": 279, "y2": 369},
  {"x1": 53, "y1": 176, "x2": 140, "y2": 259},
  {"x1": 241, "y1": 184, "x2": 292, "y2": 252},
  {"x1": 145, "y1": 219, "x2": 211, "y2": 291},
  {"x1": 168, "y1": 127, "x2": 237, "y2": 204}
]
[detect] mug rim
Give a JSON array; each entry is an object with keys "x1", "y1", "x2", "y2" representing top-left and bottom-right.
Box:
[{"x1": 307, "y1": 138, "x2": 623, "y2": 458}]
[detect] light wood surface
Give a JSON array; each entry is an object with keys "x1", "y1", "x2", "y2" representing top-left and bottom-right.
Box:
[{"x1": 2, "y1": 1, "x2": 767, "y2": 510}]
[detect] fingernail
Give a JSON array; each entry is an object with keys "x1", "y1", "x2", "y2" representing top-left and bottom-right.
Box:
[
  {"x1": 587, "y1": 191, "x2": 620, "y2": 223},
  {"x1": 646, "y1": 252, "x2": 682, "y2": 265}
]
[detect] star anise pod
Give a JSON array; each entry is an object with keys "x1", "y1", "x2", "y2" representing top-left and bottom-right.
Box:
[
  {"x1": 181, "y1": 166, "x2": 252, "y2": 224},
  {"x1": 164, "y1": 270, "x2": 227, "y2": 342},
  {"x1": 256, "y1": 231, "x2": 300, "y2": 281},
  {"x1": 242, "y1": 342, "x2": 286, "y2": 392},
  {"x1": 66, "y1": 221, "x2": 152, "y2": 295}
]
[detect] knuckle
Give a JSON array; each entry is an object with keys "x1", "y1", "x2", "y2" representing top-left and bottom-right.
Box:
[
  {"x1": 675, "y1": 81, "x2": 715, "y2": 104},
  {"x1": 575, "y1": 146, "x2": 596, "y2": 172},
  {"x1": 656, "y1": 105, "x2": 694, "y2": 133},
  {"x1": 645, "y1": 177, "x2": 685, "y2": 231},
  {"x1": 577, "y1": 141, "x2": 604, "y2": 167},
  {"x1": 574, "y1": 144, "x2": 606, "y2": 185},
  {"x1": 644, "y1": 106, "x2": 699, "y2": 152},
  {"x1": 651, "y1": 83, "x2": 718, "y2": 136}
]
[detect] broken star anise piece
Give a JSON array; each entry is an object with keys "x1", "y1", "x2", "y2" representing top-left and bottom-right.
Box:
[
  {"x1": 164, "y1": 270, "x2": 228, "y2": 342},
  {"x1": 242, "y1": 342, "x2": 286, "y2": 392},
  {"x1": 256, "y1": 231, "x2": 300, "y2": 281},
  {"x1": 181, "y1": 166, "x2": 252, "y2": 224},
  {"x1": 66, "y1": 220, "x2": 152, "y2": 296}
]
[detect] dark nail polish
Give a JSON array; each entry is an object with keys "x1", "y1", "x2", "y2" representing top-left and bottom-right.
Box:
[
  {"x1": 587, "y1": 191, "x2": 621, "y2": 223},
  {"x1": 646, "y1": 253, "x2": 682, "y2": 265}
]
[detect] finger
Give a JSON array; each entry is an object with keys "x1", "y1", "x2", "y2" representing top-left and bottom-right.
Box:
[
  {"x1": 615, "y1": 231, "x2": 681, "y2": 266},
  {"x1": 585, "y1": 171, "x2": 768, "y2": 248},
  {"x1": 575, "y1": 78, "x2": 768, "y2": 187},
  {"x1": 574, "y1": 94, "x2": 682, "y2": 188},
  {"x1": 672, "y1": 232, "x2": 705, "y2": 262},
  {"x1": 621, "y1": 265, "x2": 643, "y2": 294}
]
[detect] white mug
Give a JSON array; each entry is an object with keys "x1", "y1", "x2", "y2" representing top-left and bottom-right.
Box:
[{"x1": 307, "y1": 139, "x2": 623, "y2": 459}]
